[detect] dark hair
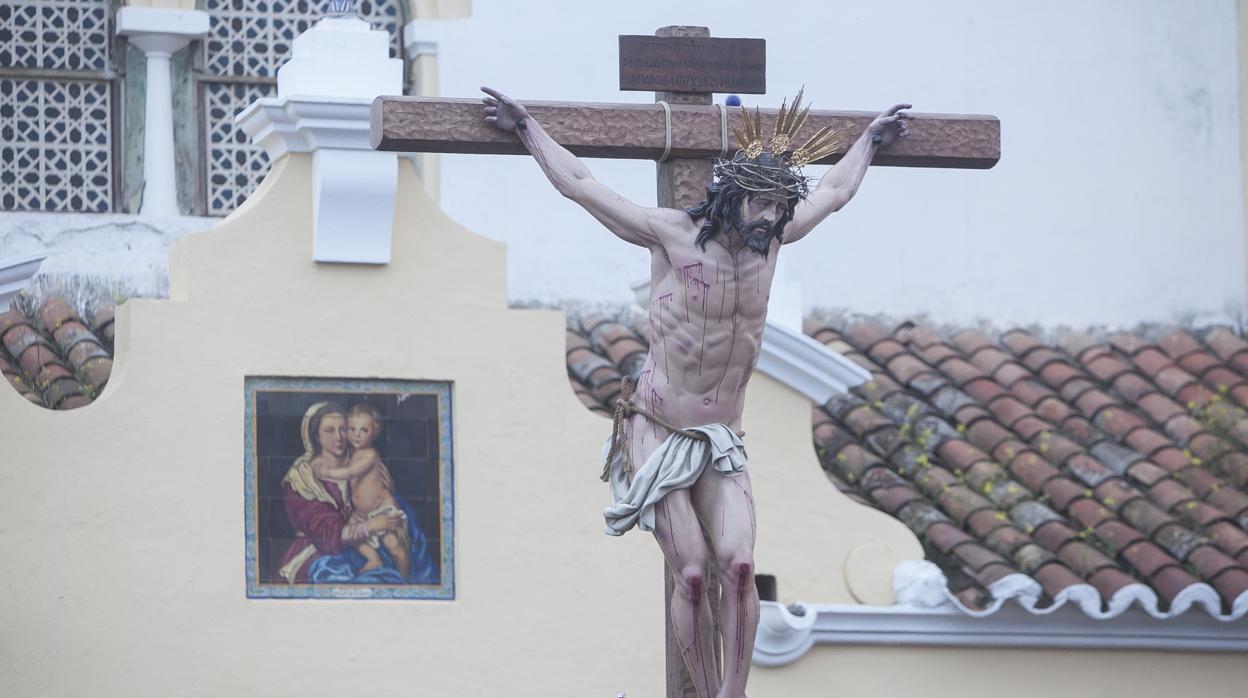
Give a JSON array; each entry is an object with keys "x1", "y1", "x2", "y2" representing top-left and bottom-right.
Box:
[
  {"x1": 348, "y1": 402, "x2": 385, "y2": 436},
  {"x1": 307, "y1": 401, "x2": 347, "y2": 455},
  {"x1": 686, "y1": 155, "x2": 799, "y2": 257}
]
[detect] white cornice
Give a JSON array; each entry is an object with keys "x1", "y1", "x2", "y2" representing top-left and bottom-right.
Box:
[
  {"x1": 0, "y1": 252, "x2": 47, "y2": 310},
  {"x1": 754, "y1": 560, "x2": 1248, "y2": 666},
  {"x1": 757, "y1": 321, "x2": 872, "y2": 402},
  {"x1": 115, "y1": 7, "x2": 209, "y2": 39},
  {"x1": 235, "y1": 97, "x2": 374, "y2": 161}
]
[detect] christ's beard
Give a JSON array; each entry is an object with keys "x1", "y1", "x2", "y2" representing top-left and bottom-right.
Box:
[{"x1": 737, "y1": 218, "x2": 779, "y2": 255}]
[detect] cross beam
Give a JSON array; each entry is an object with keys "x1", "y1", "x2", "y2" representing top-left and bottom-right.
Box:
[{"x1": 370, "y1": 97, "x2": 1000, "y2": 169}]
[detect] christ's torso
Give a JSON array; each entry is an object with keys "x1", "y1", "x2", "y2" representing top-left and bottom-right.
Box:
[{"x1": 632, "y1": 219, "x2": 779, "y2": 443}]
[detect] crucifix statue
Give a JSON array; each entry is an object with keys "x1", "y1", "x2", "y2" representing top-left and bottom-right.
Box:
[{"x1": 371, "y1": 25, "x2": 998, "y2": 698}]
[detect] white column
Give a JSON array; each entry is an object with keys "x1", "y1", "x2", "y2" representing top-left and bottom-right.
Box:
[{"x1": 116, "y1": 7, "x2": 209, "y2": 217}]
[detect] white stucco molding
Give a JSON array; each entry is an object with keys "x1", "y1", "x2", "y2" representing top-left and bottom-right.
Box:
[
  {"x1": 234, "y1": 16, "x2": 402, "y2": 264},
  {"x1": 236, "y1": 98, "x2": 375, "y2": 161},
  {"x1": 757, "y1": 321, "x2": 872, "y2": 402},
  {"x1": 754, "y1": 560, "x2": 1248, "y2": 665},
  {"x1": 0, "y1": 252, "x2": 48, "y2": 310}
]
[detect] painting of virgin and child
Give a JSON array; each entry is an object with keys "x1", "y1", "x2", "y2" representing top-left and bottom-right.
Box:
[{"x1": 245, "y1": 377, "x2": 454, "y2": 599}]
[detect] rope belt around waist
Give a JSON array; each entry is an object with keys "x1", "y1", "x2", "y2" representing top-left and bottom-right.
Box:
[{"x1": 602, "y1": 377, "x2": 711, "y2": 482}]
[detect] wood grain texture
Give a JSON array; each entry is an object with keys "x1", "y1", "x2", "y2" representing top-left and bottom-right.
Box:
[{"x1": 370, "y1": 97, "x2": 1001, "y2": 169}]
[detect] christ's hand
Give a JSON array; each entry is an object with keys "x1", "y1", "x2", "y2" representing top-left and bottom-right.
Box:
[
  {"x1": 481, "y1": 86, "x2": 531, "y2": 132},
  {"x1": 867, "y1": 104, "x2": 912, "y2": 148}
]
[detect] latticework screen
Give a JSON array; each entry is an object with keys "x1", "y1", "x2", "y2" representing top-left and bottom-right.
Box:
[{"x1": 0, "y1": 0, "x2": 116, "y2": 212}]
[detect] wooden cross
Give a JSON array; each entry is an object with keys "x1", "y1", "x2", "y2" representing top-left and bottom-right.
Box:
[{"x1": 371, "y1": 25, "x2": 999, "y2": 698}]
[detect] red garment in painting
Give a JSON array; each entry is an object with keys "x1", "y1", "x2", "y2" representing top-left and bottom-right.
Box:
[{"x1": 276, "y1": 478, "x2": 349, "y2": 583}]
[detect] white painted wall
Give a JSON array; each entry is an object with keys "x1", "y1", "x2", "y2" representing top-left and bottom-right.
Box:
[{"x1": 429, "y1": 0, "x2": 1246, "y2": 329}]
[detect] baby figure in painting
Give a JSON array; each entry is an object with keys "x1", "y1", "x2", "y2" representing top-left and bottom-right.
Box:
[{"x1": 316, "y1": 403, "x2": 411, "y2": 577}]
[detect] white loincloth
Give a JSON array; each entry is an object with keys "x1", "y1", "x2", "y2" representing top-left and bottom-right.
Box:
[{"x1": 603, "y1": 423, "x2": 747, "y2": 536}]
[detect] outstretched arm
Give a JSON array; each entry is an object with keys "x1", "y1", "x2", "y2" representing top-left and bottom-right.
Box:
[
  {"x1": 318, "y1": 453, "x2": 377, "y2": 480},
  {"x1": 481, "y1": 87, "x2": 685, "y2": 248},
  {"x1": 785, "y1": 104, "x2": 911, "y2": 243}
]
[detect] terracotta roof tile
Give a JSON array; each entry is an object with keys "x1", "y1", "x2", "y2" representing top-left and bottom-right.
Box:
[
  {"x1": 1087, "y1": 567, "x2": 1138, "y2": 600},
  {"x1": 1121, "y1": 540, "x2": 1182, "y2": 578},
  {"x1": 1203, "y1": 327, "x2": 1248, "y2": 364},
  {"x1": 1125, "y1": 459, "x2": 1170, "y2": 487},
  {"x1": 1150, "y1": 523, "x2": 1205, "y2": 561},
  {"x1": 1209, "y1": 568, "x2": 1248, "y2": 607},
  {"x1": 844, "y1": 321, "x2": 892, "y2": 352},
  {"x1": 1068, "y1": 498, "x2": 1117, "y2": 529},
  {"x1": 1056, "y1": 540, "x2": 1117, "y2": 577},
  {"x1": 886, "y1": 353, "x2": 931, "y2": 386},
  {"x1": 1149, "y1": 478, "x2": 1197, "y2": 512},
  {"x1": 1112, "y1": 372, "x2": 1159, "y2": 402},
  {"x1": 1032, "y1": 561, "x2": 1085, "y2": 599},
  {"x1": 1178, "y1": 351, "x2": 1222, "y2": 380},
  {"x1": 1155, "y1": 366, "x2": 1198, "y2": 398},
  {"x1": 950, "y1": 329, "x2": 993, "y2": 356},
  {"x1": 915, "y1": 342, "x2": 958, "y2": 367},
  {"x1": 1032, "y1": 520, "x2": 1078, "y2": 551},
  {"x1": 1009, "y1": 378, "x2": 1056, "y2": 407},
  {"x1": 1207, "y1": 521, "x2": 1248, "y2": 556},
  {"x1": 968, "y1": 347, "x2": 1015, "y2": 375},
  {"x1": 962, "y1": 377, "x2": 1008, "y2": 403},
  {"x1": 953, "y1": 542, "x2": 1011, "y2": 572},
  {"x1": 1083, "y1": 354, "x2": 1134, "y2": 384},
  {"x1": 1093, "y1": 519, "x2": 1147, "y2": 552},
  {"x1": 1043, "y1": 477, "x2": 1089, "y2": 512},
  {"x1": 1187, "y1": 545, "x2": 1240, "y2": 583},
  {"x1": 1034, "y1": 395, "x2": 1076, "y2": 423},
  {"x1": 992, "y1": 361, "x2": 1031, "y2": 387},
  {"x1": 1151, "y1": 565, "x2": 1203, "y2": 606},
  {"x1": 1018, "y1": 347, "x2": 1068, "y2": 374},
  {"x1": 1121, "y1": 498, "x2": 1178, "y2": 537},
  {"x1": 1123, "y1": 427, "x2": 1171, "y2": 456}
]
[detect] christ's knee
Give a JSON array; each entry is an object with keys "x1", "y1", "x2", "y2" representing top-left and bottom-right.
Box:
[
  {"x1": 676, "y1": 564, "x2": 708, "y2": 605},
  {"x1": 720, "y1": 555, "x2": 754, "y2": 591}
]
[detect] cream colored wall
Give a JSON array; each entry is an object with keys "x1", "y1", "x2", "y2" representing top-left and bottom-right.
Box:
[
  {"x1": 0, "y1": 155, "x2": 665, "y2": 696},
  {"x1": 750, "y1": 643, "x2": 1246, "y2": 697},
  {"x1": 743, "y1": 375, "x2": 923, "y2": 606}
]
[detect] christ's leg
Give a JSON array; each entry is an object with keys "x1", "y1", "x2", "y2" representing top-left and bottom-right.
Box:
[
  {"x1": 653, "y1": 490, "x2": 721, "y2": 698},
  {"x1": 691, "y1": 468, "x2": 758, "y2": 698}
]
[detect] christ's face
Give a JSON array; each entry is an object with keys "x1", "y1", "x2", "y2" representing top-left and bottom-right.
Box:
[
  {"x1": 317, "y1": 414, "x2": 348, "y2": 458},
  {"x1": 740, "y1": 193, "x2": 786, "y2": 230}
]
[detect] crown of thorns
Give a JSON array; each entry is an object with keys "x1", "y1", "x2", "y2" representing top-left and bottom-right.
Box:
[{"x1": 714, "y1": 88, "x2": 845, "y2": 199}]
